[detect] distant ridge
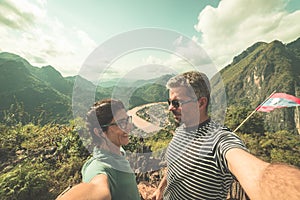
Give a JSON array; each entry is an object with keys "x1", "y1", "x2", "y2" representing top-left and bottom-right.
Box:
[
  {"x1": 1, "y1": 37, "x2": 300, "y2": 130},
  {"x1": 0, "y1": 52, "x2": 72, "y2": 124},
  {"x1": 212, "y1": 37, "x2": 300, "y2": 133},
  {"x1": 0, "y1": 52, "x2": 171, "y2": 124}
]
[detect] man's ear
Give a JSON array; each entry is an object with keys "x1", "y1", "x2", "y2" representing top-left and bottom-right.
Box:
[{"x1": 198, "y1": 97, "x2": 208, "y2": 108}]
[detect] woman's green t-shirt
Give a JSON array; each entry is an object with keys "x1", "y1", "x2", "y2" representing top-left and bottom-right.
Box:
[{"x1": 82, "y1": 148, "x2": 140, "y2": 200}]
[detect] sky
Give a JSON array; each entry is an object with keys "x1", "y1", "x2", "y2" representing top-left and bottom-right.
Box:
[{"x1": 0, "y1": 0, "x2": 300, "y2": 81}]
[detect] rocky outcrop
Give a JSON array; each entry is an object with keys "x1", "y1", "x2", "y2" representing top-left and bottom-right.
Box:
[{"x1": 212, "y1": 38, "x2": 300, "y2": 134}]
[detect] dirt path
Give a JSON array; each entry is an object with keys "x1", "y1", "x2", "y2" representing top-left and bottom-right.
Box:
[{"x1": 128, "y1": 102, "x2": 164, "y2": 133}]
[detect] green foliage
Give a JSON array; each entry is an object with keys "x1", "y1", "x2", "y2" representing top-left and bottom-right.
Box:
[
  {"x1": 124, "y1": 136, "x2": 140, "y2": 152},
  {"x1": 225, "y1": 105, "x2": 264, "y2": 135},
  {"x1": 52, "y1": 156, "x2": 88, "y2": 194},
  {"x1": 145, "y1": 130, "x2": 172, "y2": 153},
  {"x1": 229, "y1": 105, "x2": 300, "y2": 167},
  {"x1": 260, "y1": 130, "x2": 300, "y2": 166},
  {"x1": 0, "y1": 119, "x2": 90, "y2": 199},
  {"x1": 0, "y1": 162, "x2": 52, "y2": 200},
  {"x1": 237, "y1": 133, "x2": 265, "y2": 159},
  {"x1": 130, "y1": 84, "x2": 168, "y2": 107},
  {"x1": 0, "y1": 123, "x2": 24, "y2": 164},
  {"x1": 3, "y1": 98, "x2": 30, "y2": 126},
  {"x1": 237, "y1": 130, "x2": 300, "y2": 167},
  {"x1": 144, "y1": 112, "x2": 175, "y2": 153}
]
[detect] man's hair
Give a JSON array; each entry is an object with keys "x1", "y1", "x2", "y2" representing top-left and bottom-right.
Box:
[
  {"x1": 86, "y1": 99, "x2": 125, "y2": 145},
  {"x1": 166, "y1": 71, "x2": 211, "y2": 106}
]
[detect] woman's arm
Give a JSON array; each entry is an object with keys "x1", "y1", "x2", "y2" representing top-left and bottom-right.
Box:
[{"x1": 56, "y1": 174, "x2": 111, "y2": 200}]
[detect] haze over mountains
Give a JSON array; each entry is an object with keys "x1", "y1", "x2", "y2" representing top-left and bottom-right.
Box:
[
  {"x1": 0, "y1": 52, "x2": 169, "y2": 124},
  {"x1": 0, "y1": 37, "x2": 299, "y2": 133}
]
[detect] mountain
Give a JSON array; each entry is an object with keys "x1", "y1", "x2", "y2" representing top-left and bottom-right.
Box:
[
  {"x1": 97, "y1": 74, "x2": 175, "y2": 88},
  {"x1": 287, "y1": 37, "x2": 300, "y2": 58},
  {"x1": 0, "y1": 52, "x2": 171, "y2": 124},
  {"x1": 212, "y1": 37, "x2": 300, "y2": 134},
  {"x1": 29, "y1": 65, "x2": 73, "y2": 96},
  {"x1": 2, "y1": 36, "x2": 300, "y2": 132},
  {"x1": 0, "y1": 52, "x2": 72, "y2": 124}
]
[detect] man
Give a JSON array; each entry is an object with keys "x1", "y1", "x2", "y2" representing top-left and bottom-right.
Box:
[{"x1": 152, "y1": 71, "x2": 300, "y2": 200}]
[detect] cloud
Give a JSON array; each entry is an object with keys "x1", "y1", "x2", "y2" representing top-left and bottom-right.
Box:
[
  {"x1": 0, "y1": 0, "x2": 45, "y2": 30},
  {"x1": 77, "y1": 30, "x2": 98, "y2": 50},
  {"x1": 142, "y1": 55, "x2": 164, "y2": 65},
  {"x1": 138, "y1": 36, "x2": 218, "y2": 78},
  {"x1": 173, "y1": 36, "x2": 212, "y2": 66},
  {"x1": 0, "y1": 0, "x2": 97, "y2": 77},
  {"x1": 194, "y1": 0, "x2": 300, "y2": 69}
]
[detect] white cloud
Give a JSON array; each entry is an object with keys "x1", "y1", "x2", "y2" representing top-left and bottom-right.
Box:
[
  {"x1": 0, "y1": 0, "x2": 97, "y2": 77},
  {"x1": 138, "y1": 35, "x2": 218, "y2": 78},
  {"x1": 0, "y1": 0, "x2": 39, "y2": 30},
  {"x1": 194, "y1": 0, "x2": 300, "y2": 69},
  {"x1": 77, "y1": 30, "x2": 98, "y2": 50},
  {"x1": 142, "y1": 55, "x2": 164, "y2": 65}
]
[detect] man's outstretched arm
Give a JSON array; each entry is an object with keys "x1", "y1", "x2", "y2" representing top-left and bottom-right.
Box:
[{"x1": 227, "y1": 148, "x2": 300, "y2": 200}]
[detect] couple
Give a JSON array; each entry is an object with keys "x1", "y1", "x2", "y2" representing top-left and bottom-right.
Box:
[{"x1": 57, "y1": 71, "x2": 300, "y2": 200}]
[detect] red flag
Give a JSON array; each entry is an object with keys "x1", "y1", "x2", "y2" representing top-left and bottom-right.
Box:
[{"x1": 256, "y1": 93, "x2": 300, "y2": 112}]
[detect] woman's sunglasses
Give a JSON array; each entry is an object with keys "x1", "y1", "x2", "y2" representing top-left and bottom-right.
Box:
[{"x1": 101, "y1": 116, "x2": 132, "y2": 129}]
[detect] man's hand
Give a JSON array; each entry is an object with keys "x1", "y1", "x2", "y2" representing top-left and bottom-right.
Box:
[
  {"x1": 151, "y1": 188, "x2": 163, "y2": 200},
  {"x1": 151, "y1": 175, "x2": 167, "y2": 200}
]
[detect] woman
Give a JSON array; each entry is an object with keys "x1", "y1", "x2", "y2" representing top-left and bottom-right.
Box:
[{"x1": 57, "y1": 99, "x2": 140, "y2": 200}]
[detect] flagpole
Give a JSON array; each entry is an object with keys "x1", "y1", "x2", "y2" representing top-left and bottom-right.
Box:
[{"x1": 233, "y1": 90, "x2": 276, "y2": 132}]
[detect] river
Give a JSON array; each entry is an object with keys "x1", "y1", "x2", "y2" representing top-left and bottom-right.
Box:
[{"x1": 127, "y1": 102, "x2": 166, "y2": 134}]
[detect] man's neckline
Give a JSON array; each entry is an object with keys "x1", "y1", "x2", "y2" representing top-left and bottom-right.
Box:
[{"x1": 185, "y1": 118, "x2": 211, "y2": 132}]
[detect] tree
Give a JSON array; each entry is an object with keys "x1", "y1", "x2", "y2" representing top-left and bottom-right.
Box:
[
  {"x1": 0, "y1": 162, "x2": 52, "y2": 200},
  {"x1": 225, "y1": 105, "x2": 265, "y2": 135},
  {"x1": 260, "y1": 130, "x2": 300, "y2": 167}
]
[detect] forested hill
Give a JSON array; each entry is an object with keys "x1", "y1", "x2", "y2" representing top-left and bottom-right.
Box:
[
  {"x1": 212, "y1": 37, "x2": 300, "y2": 134},
  {"x1": 0, "y1": 52, "x2": 72, "y2": 124},
  {"x1": 1, "y1": 37, "x2": 300, "y2": 129},
  {"x1": 0, "y1": 52, "x2": 169, "y2": 124}
]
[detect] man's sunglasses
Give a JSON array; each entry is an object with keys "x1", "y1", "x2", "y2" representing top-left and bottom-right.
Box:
[
  {"x1": 101, "y1": 116, "x2": 132, "y2": 129},
  {"x1": 167, "y1": 98, "x2": 197, "y2": 108}
]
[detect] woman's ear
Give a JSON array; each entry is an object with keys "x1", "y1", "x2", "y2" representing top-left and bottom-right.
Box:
[
  {"x1": 94, "y1": 128, "x2": 108, "y2": 139},
  {"x1": 93, "y1": 127, "x2": 103, "y2": 138}
]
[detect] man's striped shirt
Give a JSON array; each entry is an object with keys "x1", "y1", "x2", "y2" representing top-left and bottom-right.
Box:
[{"x1": 164, "y1": 119, "x2": 247, "y2": 200}]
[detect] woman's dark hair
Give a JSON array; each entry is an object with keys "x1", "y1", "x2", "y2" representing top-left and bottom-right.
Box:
[{"x1": 86, "y1": 99, "x2": 125, "y2": 145}]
